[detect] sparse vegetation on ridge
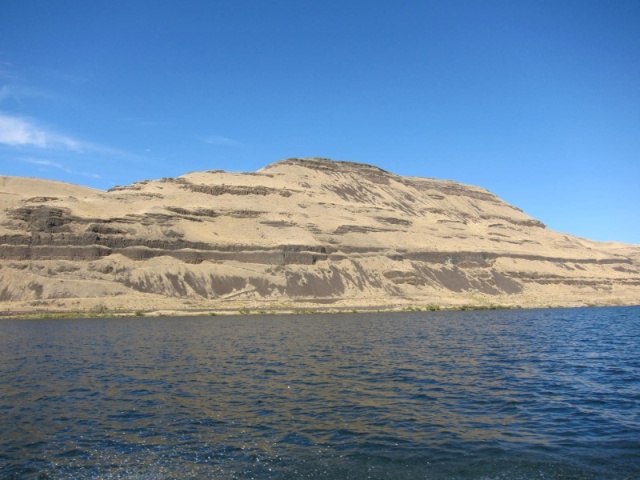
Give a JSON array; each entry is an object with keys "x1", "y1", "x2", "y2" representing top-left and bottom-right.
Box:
[{"x1": 0, "y1": 158, "x2": 638, "y2": 315}]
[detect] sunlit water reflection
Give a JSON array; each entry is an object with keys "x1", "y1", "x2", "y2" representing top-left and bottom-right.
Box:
[{"x1": 1, "y1": 307, "x2": 639, "y2": 479}]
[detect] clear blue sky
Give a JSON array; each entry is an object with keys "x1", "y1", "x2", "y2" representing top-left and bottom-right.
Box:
[{"x1": 1, "y1": 1, "x2": 639, "y2": 244}]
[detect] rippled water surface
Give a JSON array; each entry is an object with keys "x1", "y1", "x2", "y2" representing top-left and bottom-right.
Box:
[{"x1": 1, "y1": 307, "x2": 639, "y2": 479}]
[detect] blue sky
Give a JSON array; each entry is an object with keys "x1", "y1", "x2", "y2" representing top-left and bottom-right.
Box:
[{"x1": 1, "y1": 1, "x2": 639, "y2": 244}]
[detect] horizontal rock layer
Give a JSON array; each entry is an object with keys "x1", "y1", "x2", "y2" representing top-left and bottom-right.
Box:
[{"x1": 1, "y1": 158, "x2": 639, "y2": 313}]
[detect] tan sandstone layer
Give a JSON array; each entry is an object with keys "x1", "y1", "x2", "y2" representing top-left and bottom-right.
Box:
[{"x1": 1, "y1": 158, "x2": 639, "y2": 316}]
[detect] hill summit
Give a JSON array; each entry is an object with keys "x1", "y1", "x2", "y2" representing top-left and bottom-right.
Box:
[{"x1": 1, "y1": 158, "x2": 639, "y2": 315}]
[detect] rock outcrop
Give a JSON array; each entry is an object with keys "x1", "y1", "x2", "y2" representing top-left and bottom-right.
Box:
[{"x1": 1, "y1": 158, "x2": 639, "y2": 314}]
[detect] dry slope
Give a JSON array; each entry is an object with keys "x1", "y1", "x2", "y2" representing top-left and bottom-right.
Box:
[{"x1": 1, "y1": 158, "x2": 639, "y2": 314}]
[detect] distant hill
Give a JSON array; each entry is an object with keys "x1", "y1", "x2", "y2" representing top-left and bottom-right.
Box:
[{"x1": 1, "y1": 158, "x2": 639, "y2": 316}]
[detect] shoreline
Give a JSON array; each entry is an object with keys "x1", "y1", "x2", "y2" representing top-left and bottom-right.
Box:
[{"x1": 2, "y1": 302, "x2": 637, "y2": 320}]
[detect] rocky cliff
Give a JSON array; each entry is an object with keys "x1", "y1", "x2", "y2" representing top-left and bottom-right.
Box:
[{"x1": 1, "y1": 158, "x2": 639, "y2": 315}]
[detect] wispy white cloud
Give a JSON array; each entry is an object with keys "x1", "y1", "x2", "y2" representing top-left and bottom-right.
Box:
[
  {"x1": 120, "y1": 117, "x2": 164, "y2": 128},
  {"x1": 19, "y1": 157, "x2": 100, "y2": 179},
  {"x1": 0, "y1": 85, "x2": 10, "y2": 102},
  {"x1": 0, "y1": 84, "x2": 54, "y2": 104},
  {"x1": 22, "y1": 157, "x2": 66, "y2": 169},
  {"x1": 0, "y1": 112, "x2": 136, "y2": 159},
  {"x1": 0, "y1": 63, "x2": 56, "y2": 105},
  {"x1": 45, "y1": 69, "x2": 87, "y2": 85},
  {"x1": 202, "y1": 135, "x2": 241, "y2": 147},
  {"x1": 0, "y1": 113, "x2": 83, "y2": 151}
]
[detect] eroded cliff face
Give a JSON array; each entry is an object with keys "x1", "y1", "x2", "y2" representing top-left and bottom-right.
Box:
[{"x1": 1, "y1": 158, "x2": 639, "y2": 314}]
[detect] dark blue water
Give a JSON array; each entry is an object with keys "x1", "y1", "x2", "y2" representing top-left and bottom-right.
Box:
[{"x1": 1, "y1": 307, "x2": 639, "y2": 479}]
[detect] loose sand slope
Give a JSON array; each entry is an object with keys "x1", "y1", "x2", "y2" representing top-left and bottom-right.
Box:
[{"x1": 1, "y1": 158, "x2": 639, "y2": 314}]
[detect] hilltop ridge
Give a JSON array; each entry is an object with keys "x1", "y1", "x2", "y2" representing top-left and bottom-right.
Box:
[{"x1": 1, "y1": 158, "x2": 638, "y2": 315}]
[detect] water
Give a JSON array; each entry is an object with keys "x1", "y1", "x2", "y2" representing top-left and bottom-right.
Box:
[{"x1": 1, "y1": 307, "x2": 639, "y2": 479}]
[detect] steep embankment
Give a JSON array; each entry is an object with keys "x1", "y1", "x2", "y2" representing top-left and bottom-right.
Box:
[{"x1": 1, "y1": 158, "x2": 639, "y2": 315}]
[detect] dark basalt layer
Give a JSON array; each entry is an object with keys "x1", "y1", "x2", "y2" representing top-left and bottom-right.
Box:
[{"x1": 1, "y1": 158, "x2": 639, "y2": 308}]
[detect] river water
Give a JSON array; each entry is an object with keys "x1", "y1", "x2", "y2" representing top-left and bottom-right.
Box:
[{"x1": 1, "y1": 307, "x2": 639, "y2": 479}]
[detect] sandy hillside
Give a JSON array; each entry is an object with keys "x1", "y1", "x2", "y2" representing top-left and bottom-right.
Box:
[{"x1": 1, "y1": 158, "x2": 639, "y2": 316}]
